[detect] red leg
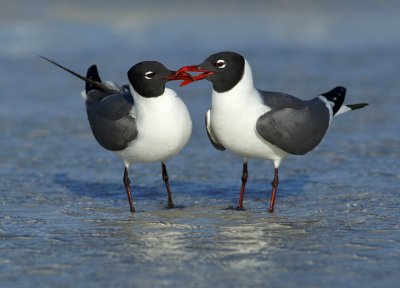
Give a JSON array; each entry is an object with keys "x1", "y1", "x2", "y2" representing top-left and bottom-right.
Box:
[
  {"x1": 236, "y1": 162, "x2": 248, "y2": 210},
  {"x1": 123, "y1": 167, "x2": 135, "y2": 213},
  {"x1": 162, "y1": 162, "x2": 174, "y2": 208},
  {"x1": 268, "y1": 168, "x2": 279, "y2": 213}
]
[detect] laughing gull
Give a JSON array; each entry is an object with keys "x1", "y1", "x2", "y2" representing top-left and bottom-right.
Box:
[
  {"x1": 40, "y1": 56, "x2": 193, "y2": 212},
  {"x1": 177, "y1": 51, "x2": 368, "y2": 212}
]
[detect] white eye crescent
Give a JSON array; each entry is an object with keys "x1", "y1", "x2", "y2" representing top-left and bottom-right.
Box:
[
  {"x1": 215, "y1": 60, "x2": 226, "y2": 68},
  {"x1": 145, "y1": 71, "x2": 155, "y2": 79}
]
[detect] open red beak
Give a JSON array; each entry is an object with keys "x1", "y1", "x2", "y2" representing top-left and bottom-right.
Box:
[
  {"x1": 165, "y1": 70, "x2": 193, "y2": 83},
  {"x1": 175, "y1": 65, "x2": 215, "y2": 86}
]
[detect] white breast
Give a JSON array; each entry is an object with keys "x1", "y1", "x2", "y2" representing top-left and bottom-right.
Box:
[
  {"x1": 115, "y1": 88, "x2": 192, "y2": 164},
  {"x1": 210, "y1": 60, "x2": 288, "y2": 161}
]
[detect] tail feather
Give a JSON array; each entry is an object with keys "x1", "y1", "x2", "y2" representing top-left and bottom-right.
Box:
[
  {"x1": 321, "y1": 86, "x2": 346, "y2": 115},
  {"x1": 347, "y1": 103, "x2": 369, "y2": 110},
  {"x1": 335, "y1": 102, "x2": 368, "y2": 116},
  {"x1": 321, "y1": 86, "x2": 369, "y2": 116},
  {"x1": 39, "y1": 55, "x2": 110, "y2": 93},
  {"x1": 40, "y1": 55, "x2": 130, "y2": 104}
]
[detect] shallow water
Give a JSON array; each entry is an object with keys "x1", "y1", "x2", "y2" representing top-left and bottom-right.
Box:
[{"x1": 1, "y1": 1, "x2": 400, "y2": 287}]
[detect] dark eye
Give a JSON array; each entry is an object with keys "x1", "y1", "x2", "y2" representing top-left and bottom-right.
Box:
[
  {"x1": 215, "y1": 60, "x2": 226, "y2": 68},
  {"x1": 145, "y1": 71, "x2": 155, "y2": 79}
]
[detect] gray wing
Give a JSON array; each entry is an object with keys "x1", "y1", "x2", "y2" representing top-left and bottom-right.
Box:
[
  {"x1": 256, "y1": 97, "x2": 330, "y2": 155},
  {"x1": 205, "y1": 109, "x2": 225, "y2": 151},
  {"x1": 40, "y1": 57, "x2": 138, "y2": 151},
  {"x1": 87, "y1": 91, "x2": 138, "y2": 151},
  {"x1": 85, "y1": 81, "x2": 130, "y2": 103}
]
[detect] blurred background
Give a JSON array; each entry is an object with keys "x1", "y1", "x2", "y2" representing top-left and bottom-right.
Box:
[{"x1": 1, "y1": 0, "x2": 399, "y2": 287}]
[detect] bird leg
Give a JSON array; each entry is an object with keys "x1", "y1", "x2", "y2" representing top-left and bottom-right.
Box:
[
  {"x1": 268, "y1": 168, "x2": 279, "y2": 213},
  {"x1": 162, "y1": 162, "x2": 174, "y2": 208},
  {"x1": 236, "y1": 162, "x2": 248, "y2": 210},
  {"x1": 123, "y1": 167, "x2": 135, "y2": 213}
]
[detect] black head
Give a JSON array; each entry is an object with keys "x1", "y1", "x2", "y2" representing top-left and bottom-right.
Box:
[
  {"x1": 321, "y1": 86, "x2": 346, "y2": 115},
  {"x1": 199, "y1": 51, "x2": 245, "y2": 92},
  {"x1": 178, "y1": 51, "x2": 245, "y2": 93},
  {"x1": 127, "y1": 61, "x2": 179, "y2": 98}
]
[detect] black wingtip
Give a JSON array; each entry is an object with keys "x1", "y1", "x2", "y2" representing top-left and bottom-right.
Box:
[
  {"x1": 322, "y1": 86, "x2": 347, "y2": 97},
  {"x1": 40, "y1": 55, "x2": 108, "y2": 93},
  {"x1": 321, "y1": 86, "x2": 347, "y2": 115},
  {"x1": 347, "y1": 103, "x2": 369, "y2": 110},
  {"x1": 85, "y1": 65, "x2": 102, "y2": 93}
]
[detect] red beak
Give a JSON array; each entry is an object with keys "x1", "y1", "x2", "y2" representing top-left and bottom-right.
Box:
[
  {"x1": 165, "y1": 70, "x2": 193, "y2": 83},
  {"x1": 175, "y1": 65, "x2": 215, "y2": 86}
]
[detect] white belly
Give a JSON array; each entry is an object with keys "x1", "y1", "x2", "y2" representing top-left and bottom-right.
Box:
[
  {"x1": 210, "y1": 81, "x2": 288, "y2": 161},
  {"x1": 211, "y1": 106, "x2": 288, "y2": 161},
  {"x1": 115, "y1": 90, "x2": 192, "y2": 164},
  {"x1": 208, "y1": 59, "x2": 289, "y2": 164}
]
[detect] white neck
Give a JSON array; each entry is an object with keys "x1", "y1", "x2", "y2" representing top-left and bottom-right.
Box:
[
  {"x1": 130, "y1": 84, "x2": 177, "y2": 102},
  {"x1": 211, "y1": 59, "x2": 262, "y2": 110},
  {"x1": 129, "y1": 84, "x2": 178, "y2": 115},
  {"x1": 231, "y1": 58, "x2": 254, "y2": 94}
]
